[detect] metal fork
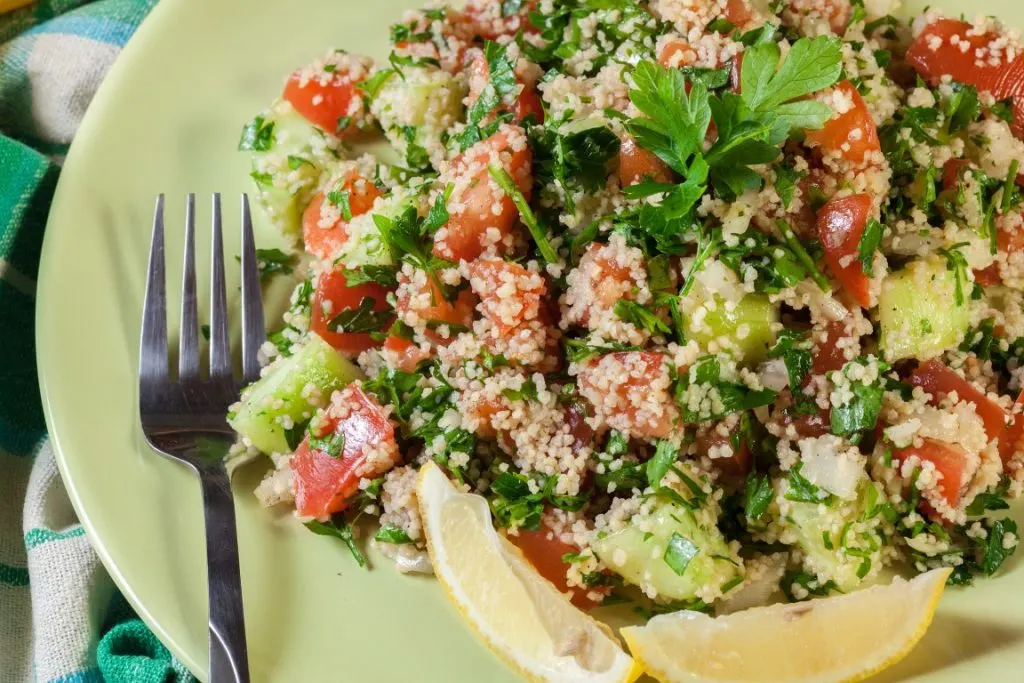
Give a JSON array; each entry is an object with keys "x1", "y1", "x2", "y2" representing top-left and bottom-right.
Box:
[{"x1": 140, "y1": 193, "x2": 263, "y2": 683}]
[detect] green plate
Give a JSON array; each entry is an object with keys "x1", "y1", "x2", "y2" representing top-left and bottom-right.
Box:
[{"x1": 36, "y1": 0, "x2": 1024, "y2": 680}]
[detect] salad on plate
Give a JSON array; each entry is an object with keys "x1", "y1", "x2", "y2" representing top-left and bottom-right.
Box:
[{"x1": 225, "y1": 0, "x2": 1024, "y2": 678}]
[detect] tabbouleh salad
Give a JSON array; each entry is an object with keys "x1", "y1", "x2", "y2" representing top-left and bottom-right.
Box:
[{"x1": 228, "y1": 0, "x2": 1024, "y2": 612}]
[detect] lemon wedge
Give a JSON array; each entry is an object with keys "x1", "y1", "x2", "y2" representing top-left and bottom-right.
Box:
[
  {"x1": 416, "y1": 462, "x2": 640, "y2": 683},
  {"x1": 622, "y1": 567, "x2": 951, "y2": 683}
]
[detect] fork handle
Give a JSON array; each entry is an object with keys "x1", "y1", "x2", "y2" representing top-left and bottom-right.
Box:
[{"x1": 200, "y1": 467, "x2": 250, "y2": 683}]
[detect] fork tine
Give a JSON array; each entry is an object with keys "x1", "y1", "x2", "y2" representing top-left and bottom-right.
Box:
[
  {"x1": 209, "y1": 193, "x2": 232, "y2": 381},
  {"x1": 140, "y1": 194, "x2": 169, "y2": 384},
  {"x1": 179, "y1": 194, "x2": 200, "y2": 383},
  {"x1": 239, "y1": 195, "x2": 265, "y2": 384}
]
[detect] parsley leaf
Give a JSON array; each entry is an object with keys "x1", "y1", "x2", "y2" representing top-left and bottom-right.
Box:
[
  {"x1": 374, "y1": 524, "x2": 414, "y2": 544},
  {"x1": 785, "y1": 464, "x2": 834, "y2": 504},
  {"x1": 829, "y1": 358, "x2": 887, "y2": 437},
  {"x1": 326, "y1": 296, "x2": 394, "y2": 334},
  {"x1": 663, "y1": 533, "x2": 699, "y2": 576},
  {"x1": 253, "y1": 248, "x2": 296, "y2": 283},
  {"x1": 744, "y1": 472, "x2": 774, "y2": 520},
  {"x1": 305, "y1": 519, "x2": 367, "y2": 567},
  {"x1": 769, "y1": 329, "x2": 813, "y2": 389},
  {"x1": 857, "y1": 218, "x2": 884, "y2": 277},
  {"x1": 614, "y1": 300, "x2": 671, "y2": 335},
  {"x1": 647, "y1": 440, "x2": 678, "y2": 488},
  {"x1": 488, "y1": 164, "x2": 559, "y2": 263},
  {"x1": 627, "y1": 61, "x2": 712, "y2": 174},
  {"x1": 238, "y1": 114, "x2": 275, "y2": 151},
  {"x1": 342, "y1": 265, "x2": 399, "y2": 288}
]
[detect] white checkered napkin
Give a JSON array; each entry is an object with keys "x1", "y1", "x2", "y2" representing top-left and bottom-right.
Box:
[{"x1": 22, "y1": 444, "x2": 116, "y2": 682}]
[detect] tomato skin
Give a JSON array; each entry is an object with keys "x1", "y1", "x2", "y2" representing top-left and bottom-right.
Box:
[
  {"x1": 805, "y1": 81, "x2": 880, "y2": 164},
  {"x1": 724, "y1": 0, "x2": 753, "y2": 25},
  {"x1": 618, "y1": 135, "x2": 673, "y2": 187},
  {"x1": 465, "y1": 50, "x2": 544, "y2": 125},
  {"x1": 813, "y1": 321, "x2": 854, "y2": 376},
  {"x1": 466, "y1": 259, "x2": 545, "y2": 336},
  {"x1": 292, "y1": 385, "x2": 399, "y2": 520},
  {"x1": 301, "y1": 172, "x2": 382, "y2": 260},
  {"x1": 907, "y1": 18, "x2": 1024, "y2": 138},
  {"x1": 908, "y1": 360, "x2": 1007, "y2": 440},
  {"x1": 696, "y1": 424, "x2": 752, "y2": 479},
  {"x1": 816, "y1": 193, "x2": 874, "y2": 308},
  {"x1": 1000, "y1": 391, "x2": 1024, "y2": 465},
  {"x1": 893, "y1": 438, "x2": 969, "y2": 513},
  {"x1": 382, "y1": 335, "x2": 431, "y2": 372},
  {"x1": 310, "y1": 270, "x2": 393, "y2": 356},
  {"x1": 282, "y1": 70, "x2": 363, "y2": 135},
  {"x1": 395, "y1": 274, "x2": 477, "y2": 344},
  {"x1": 578, "y1": 352, "x2": 676, "y2": 440},
  {"x1": 433, "y1": 126, "x2": 532, "y2": 262},
  {"x1": 506, "y1": 524, "x2": 603, "y2": 609}
]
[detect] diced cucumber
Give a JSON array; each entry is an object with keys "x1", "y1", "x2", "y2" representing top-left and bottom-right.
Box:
[
  {"x1": 878, "y1": 256, "x2": 969, "y2": 361},
  {"x1": 371, "y1": 67, "x2": 465, "y2": 131},
  {"x1": 228, "y1": 333, "x2": 362, "y2": 454},
  {"x1": 592, "y1": 501, "x2": 741, "y2": 602},
  {"x1": 776, "y1": 480, "x2": 889, "y2": 592},
  {"x1": 371, "y1": 67, "x2": 465, "y2": 167},
  {"x1": 243, "y1": 101, "x2": 330, "y2": 242},
  {"x1": 683, "y1": 285, "x2": 779, "y2": 364},
  {"x1": 333, "y1": 193, "x2": 408, "y2": 270}
]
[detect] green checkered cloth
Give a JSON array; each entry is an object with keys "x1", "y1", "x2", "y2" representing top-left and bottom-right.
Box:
[{"x1": 1, "y1": 2, "x2": 197, "y2": 681}]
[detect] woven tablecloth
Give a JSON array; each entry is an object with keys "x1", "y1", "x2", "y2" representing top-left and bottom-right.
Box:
[{"x1": 1, "y1": 2, "x2": 197, "y2": 681}]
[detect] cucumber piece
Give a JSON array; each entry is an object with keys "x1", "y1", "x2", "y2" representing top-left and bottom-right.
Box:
[
  {"x1": 228, "y1": 333, "x2": 362, "y2": 454},
  {"x1": 592, "y1": 501, "x2": 741, "y2": 602},
  {"x1": 334, "y1": 193, "x2": 409, "y2": 270},
  {"x1": 243, "y1": 101, "x2": 329, "y2": 242},
  {"x1": 371, "y1": 67, "x2": 465, "y2": 167},
  {"x1": 878, "y1": 256, "x2": 969, "y2": 361},
  {"x1": 683, "y1": 284, "x2": 779, "y2": 364},
  {"x1": 776, "y1": 479, "x2": 888, "y2": 592}
]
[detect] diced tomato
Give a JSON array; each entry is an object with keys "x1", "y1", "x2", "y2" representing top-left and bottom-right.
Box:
[
  {"x1": 395, "y1": 273, "x2": 477, "y2": 344},
  {"x1": 282, "y1": 65, "x2": 366, "y2": 135},
  {"x1": 301, "y1": 172, "x2": 382, "y2": 260},
  {"x1": 908, "y1": 360, "x2": 1008, "y2": 440},
  {"x1": 292, "y1": 385, "x2": 399, "y2": 520},
  {"x1": 658, "y1": 39, "x2": 695, "y2": 67},
  {"x1": 564, "y1": 399, "x2": 595, "y2": 453},
  {"x1": 724, "y1": 0, "x2": 754, "y2": 26},
  {"x1": 907, "y1": 18, "x2": 1024, "y2": 138},
  {"x1": 578, "y1": 352, "x2": 677, "y2": 440},
  {"x1": 696, "y1": 423, "x2": 752, "y2": 479},
  {"x1": 729, "y1": 52, "x2": 744, "y2": 93},
  {"x1": 813, "y1": 320, "x2": 854, "y2": 376},
  {"x1": 382, "y1": 335, "x2": 431, "y2": 372},
  {"x1": 774, "y1": 390, "x2": 832, "y2": 438},
  {"x1": 513, "y1": 86, "x2": 545, "y2": 124},
  {"x1": 816, "y1": 193, "x2": 874, "y2": 308},
  {"x1": 310, "y1": 269, "x2": 393, "y2": 356},
  {"x1": 433, "y1": 126, "x2": 532, "y2": 262},
  {"x1": 893, "y1": 438, "x2": 969, "y2": 513},
  {"x1": 1000, "y1": 391, "x2": 1024, "y2": 465},
  {"x1": 466, "y1": 259, "x2": 545, "y2": 336},
  {"x1": 461, "y1": 0, "x2": 536, "y2": 40},
  {"x1": 569, "y1": 242, "x2": 644, "y2": 327},
  {"x1": 506, "y1": 522, "x2": 604, "y2": 609},
  {"x1": 618, "y1": 135, "x2": 673, "y2": 187},
  {"x1": 805, "y1": 81, "x2": 880, "y2": 164},
  {"x1": 465, "y1": 49, "x2": 544, "y2": 125}
]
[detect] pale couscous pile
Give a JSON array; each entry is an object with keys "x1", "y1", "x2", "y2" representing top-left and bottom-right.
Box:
[{"x1": 228, "y1": 0, "x2": 1024, "y2": 613}]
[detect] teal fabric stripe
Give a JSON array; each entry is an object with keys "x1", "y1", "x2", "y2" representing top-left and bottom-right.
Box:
[
  {"x1": 26, "y1": 15, "x2": 138, "y2": 47},
  {"x1": 48, "y1": 667, "x2": 104, "y2": 683},
  {"x1": 25, "y1": 527, "x2": 86, "y2": 551},
  {"x1": 0, "y1": 562, "x2": 29, "y2": 587}
]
